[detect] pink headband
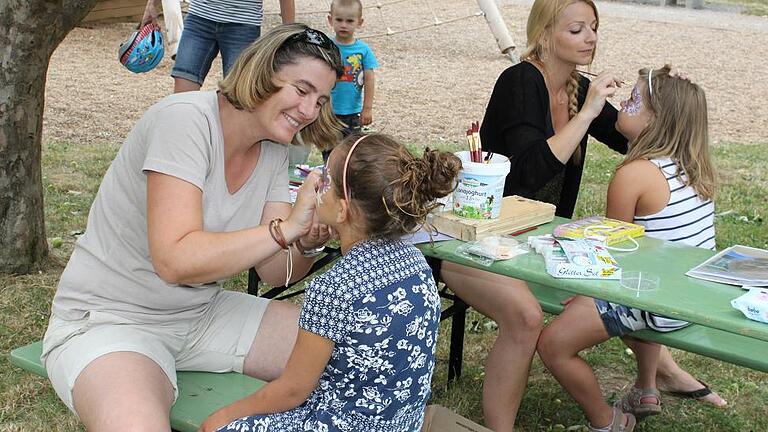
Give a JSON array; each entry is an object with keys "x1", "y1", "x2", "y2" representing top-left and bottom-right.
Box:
[{"x1": 342, "y1": 135, "x2": 368, "y2": 203}]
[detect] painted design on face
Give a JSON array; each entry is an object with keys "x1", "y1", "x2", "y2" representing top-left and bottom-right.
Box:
[
  {"x1": 621, "y1": 85, "x2": 644, "y2": 116},
  {"x1": 315, "y1": 166, "x2": 331, "y2": 206}
]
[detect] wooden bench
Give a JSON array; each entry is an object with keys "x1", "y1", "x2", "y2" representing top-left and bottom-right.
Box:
[
  {"x1": 10, "y1": 341, "x2": 260, "y2": 432},
  {"x1": 8, "y1": 247, "x2": 469, "y2": 431},
  {"x1": 525, "y1": 282, "x2": 768, "y2": 373}
]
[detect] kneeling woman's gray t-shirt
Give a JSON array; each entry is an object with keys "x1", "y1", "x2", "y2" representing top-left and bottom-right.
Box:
[{"x1": 52, "y1": 91, "x2": 289, "y2": 323}]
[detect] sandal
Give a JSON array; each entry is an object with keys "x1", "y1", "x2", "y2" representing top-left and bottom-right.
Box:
[
  {"x1": 588, "y1": 406, "x2": 636, "y2": 432},
  {"x1": 663, "y1": 379, "x2": 712, "y2": 400},
  {"x1": 660, "y1": 379, "x2": 727, "y2": 408},
  {"x1": 616, "y1": 387, "x2": 662, "y2": 420}
]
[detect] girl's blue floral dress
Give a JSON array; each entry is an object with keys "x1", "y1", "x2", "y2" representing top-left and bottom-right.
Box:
[{"x1": 220, "y1": 239, "x2": 441, "y2": 432}]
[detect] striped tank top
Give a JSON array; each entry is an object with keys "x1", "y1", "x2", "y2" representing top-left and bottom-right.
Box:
[
  {"x1": 189, "y1": 0, "x2": 264, "y2": 26},
  {"x1": 620, "y1": 158, "x2": 716, "y2": 332},
  {"x1": 633, "y1": 157, "x2": 716, "y2": 251}
]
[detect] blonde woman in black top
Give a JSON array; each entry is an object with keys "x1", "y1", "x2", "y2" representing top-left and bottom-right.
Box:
[{"x1": 440, "y1": 0, "x2": 725, "y2": 429}]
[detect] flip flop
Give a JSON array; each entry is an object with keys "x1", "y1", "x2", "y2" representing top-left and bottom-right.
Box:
[{"x1": 663, "y1": 379, "x2": 712, "y2": 400}]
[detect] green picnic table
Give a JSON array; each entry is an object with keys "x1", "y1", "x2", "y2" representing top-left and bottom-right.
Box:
[{"x1": 419, "y1": 217, "x2": 768, "y2": 373}]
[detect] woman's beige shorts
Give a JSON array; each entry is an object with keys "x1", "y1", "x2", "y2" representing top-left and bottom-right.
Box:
[{"x1": 41, "y1": 290, "x2": 271, "y2": 414}]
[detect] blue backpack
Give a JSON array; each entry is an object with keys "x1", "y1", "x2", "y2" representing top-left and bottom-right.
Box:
[{"x1": 118, "y1": 23, "x2": 164, "y2": 73}]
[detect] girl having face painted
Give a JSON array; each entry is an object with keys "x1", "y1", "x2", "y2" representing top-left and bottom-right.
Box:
[
  {"x1": 537, "y1": 65, "x2": 716, "y2": 432},
  {"x1": 206, "y1": 133, "x2": 462, "y2": 432}
]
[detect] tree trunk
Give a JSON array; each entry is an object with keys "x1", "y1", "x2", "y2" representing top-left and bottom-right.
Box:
[{"x1": 0, "y1": 0, "x2": 98, "y2": 273}]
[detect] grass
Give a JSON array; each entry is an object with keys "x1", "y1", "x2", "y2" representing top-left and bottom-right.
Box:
[
  {"x1": 606, "y1": 0, "x2": 768, "y2": 16},
  {"x1": 1, "y1": 137, "x2": 767, "y2": 431},
  {"x1": 710, "y1": 0, "x2": 768, "y2": 16}
]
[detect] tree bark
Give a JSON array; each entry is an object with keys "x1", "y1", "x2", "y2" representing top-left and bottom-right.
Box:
[{"x1": 0, "y1": 0, "x2": 98, "y2": 273}]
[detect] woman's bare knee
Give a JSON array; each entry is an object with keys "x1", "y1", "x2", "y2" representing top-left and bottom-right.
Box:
[
  {"x1": 536, "y1": 327, "x2": 565, "y2": 367},
  {"x1": 74, "y1": 352, "x2": 173, "y2": 432}
]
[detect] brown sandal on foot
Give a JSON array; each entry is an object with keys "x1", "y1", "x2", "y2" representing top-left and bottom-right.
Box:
[
  {"x1": 617, "y1": 387, "x2": 662, "y2": 420},
  {"x1": 588, "y1": 406, "x2": 637, "y2": 432}
]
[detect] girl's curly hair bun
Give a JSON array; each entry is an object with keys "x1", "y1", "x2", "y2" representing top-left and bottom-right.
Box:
[{"x1": 332, "y1": 134, "x2": 461, "y2": 239}]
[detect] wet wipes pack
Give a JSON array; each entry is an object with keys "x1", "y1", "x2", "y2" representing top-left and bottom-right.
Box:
[{"x1": 731, "y1": 287, "x2": 768, "y2": 324}]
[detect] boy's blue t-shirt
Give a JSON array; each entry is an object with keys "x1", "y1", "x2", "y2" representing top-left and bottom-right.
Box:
[{"x1": 331, "y1": 38, "x2": 379, "y2": 115}]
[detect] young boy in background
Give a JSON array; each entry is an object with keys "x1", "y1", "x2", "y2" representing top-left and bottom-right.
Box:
[{"x1": 324, "y1": 0, "x2": 379, "y2": 160}]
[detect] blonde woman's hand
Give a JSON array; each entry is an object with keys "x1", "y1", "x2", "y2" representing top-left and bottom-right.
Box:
[
  {"x1": 580, "y1": 71, "x2": 620, "y2": 120},
  {"x1": 666, "y1": 65, "x2": 690, "y2": 81}
]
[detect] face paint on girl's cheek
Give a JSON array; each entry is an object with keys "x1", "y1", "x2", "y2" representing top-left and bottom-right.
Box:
[{"x1": 621, "y1": 85, "x2": 643, "y2": 116}]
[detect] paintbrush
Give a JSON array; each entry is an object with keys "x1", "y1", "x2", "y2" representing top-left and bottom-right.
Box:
[
  {"x1": 295, "y1": 165, "x2": 311, "y2": 176},
  {"x1": 472, "y1": 121, "x2": 482, "y2": 163},
  {"x1": 577, "y1": 70, "x2": 628, "y2": 86}
]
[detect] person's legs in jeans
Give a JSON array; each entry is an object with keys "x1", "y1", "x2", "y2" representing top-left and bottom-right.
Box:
[
  {"x1": 218, "y1": 22, "x2": 261, "y2": 78},
  {"x1": 172, "y1": 14, "x2": 219, "y2": 92}
]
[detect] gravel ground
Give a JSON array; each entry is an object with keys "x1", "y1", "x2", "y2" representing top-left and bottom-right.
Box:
[{"x1": 43, "y1": 0, "x2": 768, "y2": 150}]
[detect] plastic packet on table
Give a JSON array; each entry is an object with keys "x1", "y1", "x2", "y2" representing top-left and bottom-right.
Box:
[
  {"x1": 731, "y1": 287, "x2": 768, "y2": 324},
  {"x1": 455, "y1": 235, "x2": 529, "y2": 267}
]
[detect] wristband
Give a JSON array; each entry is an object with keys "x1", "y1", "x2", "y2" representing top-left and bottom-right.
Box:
[
  {"x1": 269, "y1": 219, "x2": 289, "y2": 250},
  {"x1": 296, "y1": 239, "x2": 325, "y2": 257}
]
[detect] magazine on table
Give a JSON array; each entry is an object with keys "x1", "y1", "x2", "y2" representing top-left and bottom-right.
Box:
[{"x1": 686, "y1": 245, "x2": 768, "y2": 287}]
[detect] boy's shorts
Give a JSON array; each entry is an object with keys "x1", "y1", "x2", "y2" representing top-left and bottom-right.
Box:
[
  {"x1": 322, "y1": 113, "x2": 361, "y2": 162},
  {"x1": 336, "y1": 113, "x2": 361, "y2": 138},
  {"x1": 594, "y1": 299, "x2": 689, "y2": 337},
  {"x1": 41, "y1": 290, "x2": 270, "y2": 414},
  {"x1": 171, "y1": 13, "x2": 261, "y2": 84}
]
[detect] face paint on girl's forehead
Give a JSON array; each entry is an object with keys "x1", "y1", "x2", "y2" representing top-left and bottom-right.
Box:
[
  {"x1": 315, "y1": 166, "x2": 332, "y2": 206},
  {"x1": 318, "y1": 166, "x2": 331, "y2": 194},
  {"x1": 621, "y1": 85, "x2": 643, "y2": 116}
]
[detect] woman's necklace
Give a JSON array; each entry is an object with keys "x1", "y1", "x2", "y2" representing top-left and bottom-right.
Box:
[{"x1": 553, "y1": 89, "x2": 568, "y2": 105}]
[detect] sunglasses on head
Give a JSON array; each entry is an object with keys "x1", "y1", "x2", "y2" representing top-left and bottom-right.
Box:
[{"x1": 285, "y1": 28, "x2": 339, "y2": 56}]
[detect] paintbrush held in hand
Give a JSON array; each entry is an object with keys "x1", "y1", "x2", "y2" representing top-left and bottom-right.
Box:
[{"x1": 577, "y1": 70, "x2": 629, "y2": 86}]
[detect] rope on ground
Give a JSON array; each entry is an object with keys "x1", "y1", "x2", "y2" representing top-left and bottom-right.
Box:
[
  {"x1": 361, "y1": 12, "x2": 484, "y2": 39},
  {"x1": 265, "y1": 0, "x2": 412, "y2": 16}
]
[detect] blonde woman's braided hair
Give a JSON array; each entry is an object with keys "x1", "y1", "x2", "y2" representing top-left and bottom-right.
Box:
[{"x1": 522, "y1": 0, "x2": 600, "y2": 165}]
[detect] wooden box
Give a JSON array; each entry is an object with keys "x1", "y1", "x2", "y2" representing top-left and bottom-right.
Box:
[{"x1": 431, "y1": 196, "x2": 555, "y2": 241}]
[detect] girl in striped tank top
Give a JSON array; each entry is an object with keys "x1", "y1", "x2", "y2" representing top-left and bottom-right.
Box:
[{"x1": 537, "y1": 65, "x2": 717, "y2": 432}]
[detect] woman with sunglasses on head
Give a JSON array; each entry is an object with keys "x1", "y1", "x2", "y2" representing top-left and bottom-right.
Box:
[
  {"x1": 439, "y1": 0, "x2": 724, "y2": 429},
  {"x1": 41, "y1": 24, "x2": 343, "y2": 431},
  {"x1": 201, "y1": 133, "x2": 462, "y2": 432}
]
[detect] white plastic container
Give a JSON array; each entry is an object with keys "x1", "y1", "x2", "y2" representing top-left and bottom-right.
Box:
[{"x1": 452, "y1": 151, "x2": 511, "y2": 219}]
